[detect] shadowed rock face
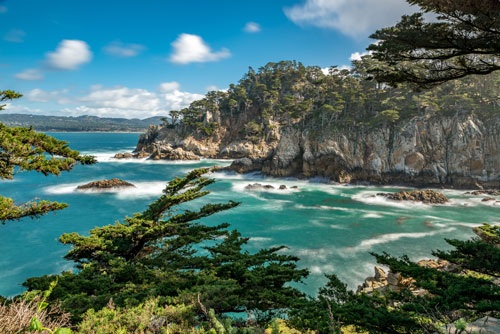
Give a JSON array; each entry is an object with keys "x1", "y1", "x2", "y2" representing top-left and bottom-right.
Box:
[
  {"x1": 377, "y1": 189, "x2": 449, "y2": 204},
  {"x1": 76, "y1": 178, "x2": 135, "y2": 190},
  {"x1": 136, "y1": 113, "x2": 500, "y2": 189}
]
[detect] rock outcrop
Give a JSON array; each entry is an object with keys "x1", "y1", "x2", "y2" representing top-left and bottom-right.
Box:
[
  {"x1": 357, "y1": 259, "x2": 458, "y2": 295},
  {"x1": 76, "y1": 178, "x2": 135, "y2": 190},
  {"x1": 135, "y1": 112, "x2": 500, "y2": 188},
  {"x1": 377, "y1": 189, "x2": 449, "y2": 204}
]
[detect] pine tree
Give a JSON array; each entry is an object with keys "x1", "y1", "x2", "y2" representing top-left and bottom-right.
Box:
[
  {"x1": 0, "y1": 90, "x2": 95, "y2": 223},
  {"x1": 368, "y1": 0, "x2": 500, "y2": 89},
  {"x1": 24, "y1": 168, "x2": 308, "y2": 322}
]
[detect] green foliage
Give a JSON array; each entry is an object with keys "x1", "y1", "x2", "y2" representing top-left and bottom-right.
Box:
[
  {"x1": 368, "y1": 1, "x2": 500, "y2": 89},
  {"x1": 290, "y1": 223, "x2": 500, "y2": 333},
  {"x1": 161, "y1": 59, "x2": 500, "y2": 142},
  {"x1": 28, "y1": 278, "x2": 73, "y2": 334},
  {"x1": 0, "y1": 90, "x2": 95, "y2": 224},
  {"x1": 24, "y1": 168, "x2": 308, "y2": 323}
]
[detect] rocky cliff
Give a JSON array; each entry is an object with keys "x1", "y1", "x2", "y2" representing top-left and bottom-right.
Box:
[
  {"x1": 134, "y1": 112, "x2": 500, "y2": 189},
  {"x1": 131, "y1": 61, "x2": 500, "y2": 189}
]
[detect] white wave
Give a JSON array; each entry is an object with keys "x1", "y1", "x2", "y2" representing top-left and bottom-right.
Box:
[
  {"x1": 349, "y1": 227, "x2": 456, "y2": 253},
  {"x1": 249, "y1": 237, "x2": 272, "y2": 242},
  {"x1": 310, "y1": 264, "x2": 335, "y2": 275},
  {"x1": 362, "y1": 213, "x2": 383, "y2": 218},
  {"x1": 86, "y1": 151, "x2": 233, "y2": 166},
  {"x1": 44, "y1": 180, "x2": 169, "y2": 198},
  {"x1": 352, "y1": 190, "x2": 429, "y2": 209},
  {"x1": 295, "y1": 204, "x2": 351, "y2": 212}
]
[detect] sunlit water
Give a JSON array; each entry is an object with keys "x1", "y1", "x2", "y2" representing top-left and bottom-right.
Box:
[{"x1": 1, "y1": 133, "x2": 498, "y2": 297}]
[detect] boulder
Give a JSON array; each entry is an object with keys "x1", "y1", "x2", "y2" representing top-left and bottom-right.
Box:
[
  {"x1": 134, "y1": 151, "x2": 150, "y2": 159},
  {"x1": 279, "y1": 185, "x2": 287, "y2": 190},
  {"x1": 76, "y1": 178, "x2": 135, "y2": 190},
  {"x1": 377, "y1": 189, "x2": 448, "y2": 204},
  {"x1": 225, "y1": 158, "x2": 261, "y2": 173}
]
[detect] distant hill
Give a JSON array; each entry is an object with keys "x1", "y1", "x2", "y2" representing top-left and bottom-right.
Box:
[{"x1": 0, "y1": 114, "x2": 165, "y2": 132}]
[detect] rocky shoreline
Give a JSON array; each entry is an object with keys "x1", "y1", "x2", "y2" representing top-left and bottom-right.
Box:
[{"x1": 129, "y1": 112, "x2": 500, "y2": 189}]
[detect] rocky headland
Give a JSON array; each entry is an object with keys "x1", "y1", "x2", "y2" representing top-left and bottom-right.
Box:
[{"x1": 128, "y1": 61, "x2": 500, "y2": 189}]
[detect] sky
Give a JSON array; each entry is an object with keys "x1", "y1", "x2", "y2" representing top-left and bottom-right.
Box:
[{"x1": 0, "y1": 0, "x2": 419, "y2": 119}]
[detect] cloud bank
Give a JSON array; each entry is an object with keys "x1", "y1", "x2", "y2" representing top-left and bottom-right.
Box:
[{"x1": 284, "y1": 0, "x2": 416, "y2": 38}]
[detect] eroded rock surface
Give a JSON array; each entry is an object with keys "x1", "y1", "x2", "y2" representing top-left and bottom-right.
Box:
[
  {"x1": 136, "y1": 113, "x2": 500, "y2": 188},
  {"x1": 377, "y1": 189, "x2": 449, "y2": 204},
  {"x1": 76, "y1": 178, "x2": 135, "y2": 190}
]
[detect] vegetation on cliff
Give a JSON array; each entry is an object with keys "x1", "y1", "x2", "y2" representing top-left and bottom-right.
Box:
[{"x1": 161, "y1": 57, "x2": 500, "y2": 145}]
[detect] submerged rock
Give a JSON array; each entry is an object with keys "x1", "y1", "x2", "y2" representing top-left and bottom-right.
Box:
[
  {"x1": 76, "y1": 178, "x2": 135, "y2": 190},
  {"x1": 377, "y1": 189, "x2": 448, "y2": 204},
  {"x1": 466, "y1": 189, "x2": 500, "y2": 196}
]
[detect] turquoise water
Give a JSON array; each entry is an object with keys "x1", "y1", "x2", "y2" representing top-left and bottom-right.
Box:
[{"x1": 1, "y1": 133, "x2": 499, "y2": 297}]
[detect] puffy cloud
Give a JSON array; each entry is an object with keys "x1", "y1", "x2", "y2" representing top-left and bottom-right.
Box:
[
  {"x1": 103, "y1": 41, "x2": 145, "y2": 57},
  {"x1": 349, "y1": 51, "x2": 371, "y2": 61},
  {"x1": 169, "y1": 33, "x2": 230, "y2": 64},
  {"x1": 158, "y1": 81, "x2": 180, "y2": 92},
  {"x1": 284, "y1": 0, "x2": 416, "y2": 38},
  {"x1": 45, "y1": 39, "x2": 92, "y2": 70},
  {"x1": 243, "y1": 22, "x2": 261, "y2": 33},
  {"x1": 14, "y1": 68, "x2": 43, "y2": 80},
  {"x1": 4, "y1": 29, "x2": 25, "y2": 43}
]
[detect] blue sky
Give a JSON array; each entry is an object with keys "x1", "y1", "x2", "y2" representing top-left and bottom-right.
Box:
[{"x1": 1, "y1": 0, "x2": 417, "y2": 118}]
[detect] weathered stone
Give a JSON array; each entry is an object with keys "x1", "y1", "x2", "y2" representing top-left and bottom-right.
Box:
[
  {"x1": 377, "y1": 190, "x2": 448, "y2": 204},
  {"x1": 76, "y1": 178, "x2": 135, "y2": 190}
]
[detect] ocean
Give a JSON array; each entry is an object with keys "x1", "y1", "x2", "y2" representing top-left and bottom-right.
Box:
[{"x1": 0, "y1": 132, "x2": 498, "y2": 297}]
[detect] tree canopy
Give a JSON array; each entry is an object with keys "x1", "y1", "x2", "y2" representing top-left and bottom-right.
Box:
[
  {"x1": 0, "y1": 90, "x2": 95, "y2": 223},
  {"x1": 24, "y1": 168, "x2": 308, "y2": 323},
  {"x1": 368, "y1": 0, "x2": 500, "y2": 89}
]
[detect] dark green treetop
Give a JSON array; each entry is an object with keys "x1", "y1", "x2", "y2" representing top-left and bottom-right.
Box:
[{"x1": 368, "y1": 0, "x2": 500, "y2": 89}]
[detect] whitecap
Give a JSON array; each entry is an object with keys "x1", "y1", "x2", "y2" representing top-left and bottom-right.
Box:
[
  {"x1": 349, "y1": 227, "x2": 456, "y2": 253},
  {"x1": 44, "y1": 180, "x2": 169, "y2": 198},
  {"x1": 362, "y1": 213, "x2": 384, "y2": 218},
  {"x1": 352, "y1": 191, "x2": 429, "y2": 209}
]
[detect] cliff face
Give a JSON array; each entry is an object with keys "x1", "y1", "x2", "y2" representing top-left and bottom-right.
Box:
[{"x1": 135, "y1": 112, "x2": 500, "y2": 189}]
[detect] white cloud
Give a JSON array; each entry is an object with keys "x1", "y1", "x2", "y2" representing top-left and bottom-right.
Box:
[
  {"x1": 45, "y1": 39, "x2": 93, "y2": 70},
  {"x1": 349, "y1": 51, "x2": 371, "y2": 61},
  {"x1": 26, "y1": 88, "x2": 70, "y2": 104},
  {"x1": 243, "y1": 22, "x2": 261, "y2": 33},
  {"x1": 4, "y1": 29, "x2": 25, "y2": 43},
  {"x1": 17, "y1": 82, "x2": 205, "y2": 118},
  {"x1": 14, "y1": 68, "x2": 43, "y2": 80},
  {"x1": 205, "y1": 85, "x2": 218, "y2": 92},
  {"x1": 0, "y1": 6, "x2": 7, "y2": 14},
  {"x1": 284, "y1": 0, "x2": 416, "y2": 38},
  {"x1": 103, "y1": 41, "x2": 145, "y2": 57},
  {"x1": 158, "y1": 81, "x2": 180, "y2": 92},
  {"x1": 169, "y1": 33, "x2": 231, "y2": 64}
]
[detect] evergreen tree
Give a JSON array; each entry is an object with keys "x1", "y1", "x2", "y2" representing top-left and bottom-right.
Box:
[
  {"x1": 0, "y1": 90, "x2": 95, "y2": 223},
  {"x1": 24, "y1": 168, "x2": 308, "y2": 322},
  {"x1": 290, "y1": 223, "x2": 500, "y2": 333},
  {"x1": 368, "y1": 0, "x2": 500, "y2": 89}
]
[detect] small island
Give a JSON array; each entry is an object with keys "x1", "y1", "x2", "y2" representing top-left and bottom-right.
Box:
[{"x1": 76, "y1": 178, "x2": 135, "y2": 190}]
